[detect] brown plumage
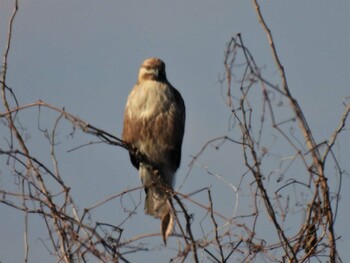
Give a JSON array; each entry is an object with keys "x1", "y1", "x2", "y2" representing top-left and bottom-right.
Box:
[{"x1": 122, "y1": 58, "x2": 185, "y2": 243}]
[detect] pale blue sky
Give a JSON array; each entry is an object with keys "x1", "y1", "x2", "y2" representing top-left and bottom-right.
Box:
[{"x1": 1, "y1": 1, "x2": 349, "y2": 262}]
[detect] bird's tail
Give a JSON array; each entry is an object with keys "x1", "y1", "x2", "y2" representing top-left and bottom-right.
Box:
[
  {"x1": 144, "y1": 184, "x2": 169, "y2": 218},
  {"x1": 139, "y1": 163, "x2": 174, "y2": 243}
]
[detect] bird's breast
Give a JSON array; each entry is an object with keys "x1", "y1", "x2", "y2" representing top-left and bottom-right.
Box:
[{"x1": 126, "y1": 81, "x2": 173, "y2": 119}]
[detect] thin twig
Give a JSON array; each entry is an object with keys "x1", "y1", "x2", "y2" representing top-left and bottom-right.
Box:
[{"x1": 208, "y1": 189, "x2": 225, "y2": 262}]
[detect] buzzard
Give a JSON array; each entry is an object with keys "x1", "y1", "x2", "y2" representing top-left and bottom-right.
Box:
[{"x1": 122, "y1": 58, "x2": 185, "y2": 243}]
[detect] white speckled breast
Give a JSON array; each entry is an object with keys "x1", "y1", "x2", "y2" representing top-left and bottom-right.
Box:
[{"x1": 126, "y1": 80, "x2": 173, "y2": 119}]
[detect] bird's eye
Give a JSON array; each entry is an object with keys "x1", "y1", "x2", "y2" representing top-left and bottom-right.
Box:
[{"x1": 146, "y1": 66, "x2": 151, "y2": 70}]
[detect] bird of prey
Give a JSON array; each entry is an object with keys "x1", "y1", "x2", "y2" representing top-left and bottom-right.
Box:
[{"x1": 122, "y1": 57, "x2": 185, "y2": 243}]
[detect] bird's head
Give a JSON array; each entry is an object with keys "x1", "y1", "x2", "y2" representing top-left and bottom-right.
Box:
[{"x1": 138, "y1": 57, "x2": 167, "y2": 82}]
